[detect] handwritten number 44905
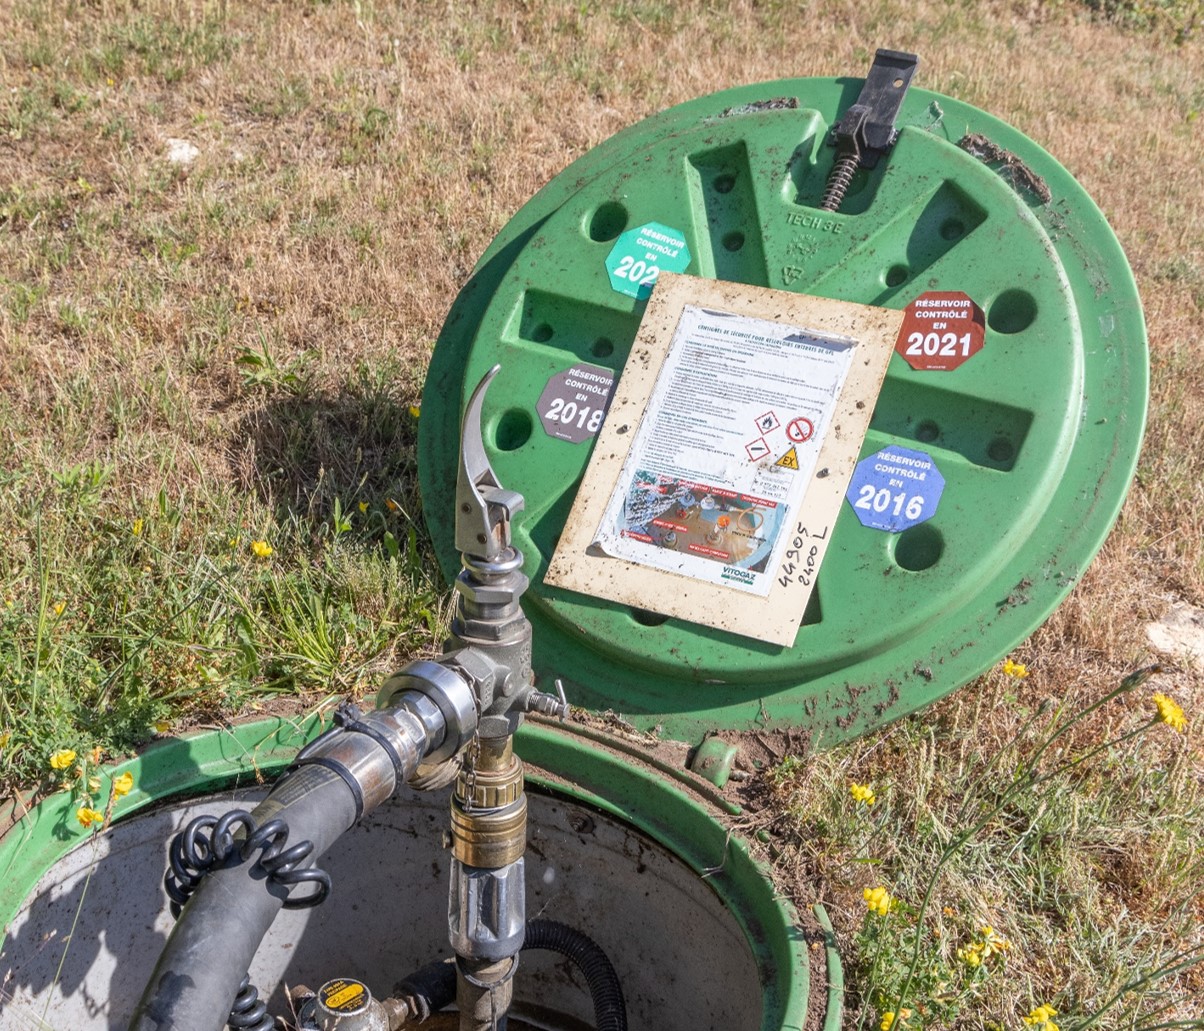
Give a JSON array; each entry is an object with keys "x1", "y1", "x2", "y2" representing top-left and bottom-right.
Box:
[{"x1": 779, "y1": 523, "x2": 828, "y2": 589}]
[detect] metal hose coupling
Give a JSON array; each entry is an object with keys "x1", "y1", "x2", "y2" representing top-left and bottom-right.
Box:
[
  {"x1": 294, "y1": 663, "x2": 478, "y2": 817},
  {"x1": 448, "y1": 737, "x2": 527, "y2": 962}
]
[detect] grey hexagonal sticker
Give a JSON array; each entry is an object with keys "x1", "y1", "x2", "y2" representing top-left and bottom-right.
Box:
[{"x1": 537, "y1": 362, "x2": 616, "y2": 443}]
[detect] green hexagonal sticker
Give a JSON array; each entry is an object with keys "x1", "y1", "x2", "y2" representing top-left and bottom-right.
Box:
[{"x1": 605, "y1": 221, "x2": 691, "y2": 299}]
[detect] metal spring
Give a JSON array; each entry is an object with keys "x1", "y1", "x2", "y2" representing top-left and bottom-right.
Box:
[{"x1": 820, "y1": 154, "x2": 859, "y2": 212}]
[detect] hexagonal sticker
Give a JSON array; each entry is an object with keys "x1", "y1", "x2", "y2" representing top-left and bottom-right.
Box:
[
  {"x1": 894, "y1": 291, "x2": 985, "y2": 371},
  {"x1": 846, "y1": 446, "x2": 945, "y2": 533},
  {"x1": 606, "y1": 221, "x2": 691, "y2": 300},
  {"x1": 537, "y1": 362, "x2": 615, "y2": 443}
]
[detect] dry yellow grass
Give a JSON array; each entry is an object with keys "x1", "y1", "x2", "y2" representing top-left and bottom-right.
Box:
[{"x1": 2, "y1": 1, "x2": 1200, "y2": 589}]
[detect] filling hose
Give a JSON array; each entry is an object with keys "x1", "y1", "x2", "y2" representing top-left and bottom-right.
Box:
[
  {"x1": 129, "y1": 763, "x2": 360, "y2": 1031},
  {"x1": 130, "y1": 698, "x2": 442, "y2": 1031}
]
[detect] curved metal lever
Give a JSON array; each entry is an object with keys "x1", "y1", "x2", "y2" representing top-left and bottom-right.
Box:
[{"x1": 455, "y1": 365, "x2": 525, "y2": 561}]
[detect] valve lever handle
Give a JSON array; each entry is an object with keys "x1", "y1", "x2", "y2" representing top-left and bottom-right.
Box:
[{"x1": 455, "y1": 365, "x2": 525, "y2": 562}]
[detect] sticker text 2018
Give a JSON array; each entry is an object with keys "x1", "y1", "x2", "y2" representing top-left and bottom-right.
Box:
[{"x1": 543, "y1": 397, "x2": 605, "y2": 433}]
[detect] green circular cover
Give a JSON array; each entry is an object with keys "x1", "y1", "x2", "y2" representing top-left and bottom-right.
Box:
[{"x1": 419, "y1": 77, "x2": 1146, "y2": 745}]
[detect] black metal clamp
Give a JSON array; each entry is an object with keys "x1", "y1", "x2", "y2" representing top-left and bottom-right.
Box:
[{"x1": 821, "y1": 48, "x2": 919, "y2": 212}]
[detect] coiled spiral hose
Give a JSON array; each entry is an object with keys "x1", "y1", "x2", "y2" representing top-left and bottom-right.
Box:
[{"x1": 164, "y1": 810, "x2": 332, "y2": 1031}]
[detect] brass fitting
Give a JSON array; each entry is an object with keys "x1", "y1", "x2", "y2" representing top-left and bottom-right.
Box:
[
  {"x1": 449, "y1": 798, "x2": 526, "y2": 868},
  {"x1": 449, "y1": 738, "x2": 527, "y2": 868}
]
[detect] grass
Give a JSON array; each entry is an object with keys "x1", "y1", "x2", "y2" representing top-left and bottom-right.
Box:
[
  {"x1": 755, "y1": 666, "x2": 1201, "y2": 1028},
  {"x1": 0, "y1": 0, "x2": 1201, "y2": 1027}
]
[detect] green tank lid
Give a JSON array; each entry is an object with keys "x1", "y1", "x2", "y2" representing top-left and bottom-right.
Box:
[{"x1": 419, "y1": 74, "x2": 1146, "y2": 746}]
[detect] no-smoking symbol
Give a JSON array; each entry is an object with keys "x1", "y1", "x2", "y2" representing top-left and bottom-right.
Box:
[{"x1": 786, "y1": 417, "x2": 814, "y2": 443}]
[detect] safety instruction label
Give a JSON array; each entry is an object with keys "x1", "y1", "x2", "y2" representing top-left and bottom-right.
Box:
[
  {"x1": 591, "y1": 305, "x2": 856, "y2": 596},
  {"x1": 546, "y1": 272, "x2": 905, "y2": 647},
  {"x1": 846, "y1": 445, "x2": 945, "y2": 532},
  {"x1": 606, "y1": 221, "x2": 692, "y2": 300},
  {"x1": 895, "y1": 291, "x2": 985, "y2": 371}
]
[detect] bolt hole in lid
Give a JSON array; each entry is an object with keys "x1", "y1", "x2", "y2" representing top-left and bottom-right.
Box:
[{"x1": 419, "y1": 71, "x2": 1146, "y2": 745}]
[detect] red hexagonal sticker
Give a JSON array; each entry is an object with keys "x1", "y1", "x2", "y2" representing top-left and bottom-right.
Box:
[{"x1": 895, "y1": 291, "x2": 986, "y2": 371}]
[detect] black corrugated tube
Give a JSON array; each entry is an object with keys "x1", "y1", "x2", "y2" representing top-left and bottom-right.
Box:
[
  {"x1": 396, "y1": 919, "x2": 627, "y2": 1030},
  {"x1": 524, "y1": 919, "x2": 627, "y2": 1031}
]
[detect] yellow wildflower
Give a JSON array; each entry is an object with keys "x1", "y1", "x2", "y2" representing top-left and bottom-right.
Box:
[
  {"x1": 1024, "y1": 1004, "x2": 1058, "y2": 1030},
  {"x1": 850, "y1": 781, "x2": 876, "y2": 806},
  {"x1": 152, "y1": 718, "x2": 173, "y2": 734},
  {"x1": 53, "y1": 601, "x2": 66, "y2": 616},
  {"x1": 112, "y1": 771, "x2": 134, "y2": 796},
  {"x1": 980, "y1": 925, "x2": 1010, "y2": 959},
  {"x1": 49, "y1": 749, "x2": 77, "y2": 770},
  {"x1": 0, "y1": 731, "x2": 10, "y2": 749},
  {"x1": 358, "y1": 501, "x2": 369, "y2": 513},
  {"x1": 250, "y1": 539, "x2": 273, "y2": 559},
  {"x1": 1151, "y1": 692, "x2": 1186, "y2": 732},
  {"x1": 386, "y1": 498, "x2": 399, "y2": 512},
  {"x1": 408, "y1": 404, "x2": 421, "y2": 419},
  {"x1": 132, "y1": 517, "x2": 143, "y2": 536},
  {"x1": 957, "y1": 942, "x2": 983, "y2": 967},
  {"x1": 106, "y1": 77, "x2": 115, "y2": 86},
  {"x1": 1001, "y1": 658, "x2": 1029, "y2": 678},
  {"x1": 864, "y1": 885, "x2": 896, "y2": 917},
  {"x1": 881, "y1": 1009, "x2": 912, "y2": 1030},
  {"x1": 76, "y1": 806, "x2": 104, "y2": 829}
]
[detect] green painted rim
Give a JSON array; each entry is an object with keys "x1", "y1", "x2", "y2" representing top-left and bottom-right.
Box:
[
  {"x1": 0, "y1": 714, "x2": 324, "y2": 932},
  {"x1": 0, "y1": 717, "x2": 812, "y2": 1031},
  {"x1": 813, "y1": 903, "x2": 845, "y2": 1031},
  {"x1": 518, "y1": 719, "x2": 809, "y2": 1029},
  {"x1": 420, "y1": 77, "x2": 1147, "y2": 745}
]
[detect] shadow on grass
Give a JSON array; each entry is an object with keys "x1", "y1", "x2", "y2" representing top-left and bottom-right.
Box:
[{"x1": 232, "y1": 365, "x2": 436, "y2": 558}]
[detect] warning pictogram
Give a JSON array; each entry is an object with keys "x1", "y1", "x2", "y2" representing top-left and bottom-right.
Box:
[
  {"x1": 775, "y1": 447, "x2": 799, "y2": 470},
  {"x1": 755, "y1": 411, "x2": 779, "y2": 434},
  {"x1": 786, "y1": 417, "x2": 815, "y2": 444},
  {"x1": 745, "y1": 437, "x2": 770, "y2": 461}
]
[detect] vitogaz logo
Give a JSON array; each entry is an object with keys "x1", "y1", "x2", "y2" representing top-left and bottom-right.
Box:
[{"x1": 721, "y1": 566, "x2": 756, "y2": 585}]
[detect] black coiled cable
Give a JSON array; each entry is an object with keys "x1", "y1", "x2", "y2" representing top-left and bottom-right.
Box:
[
  {"x1": 165, "y1": 809, "x2": 331, "y2": 917},
  {"x1": 226, "y1": 974, "x2": 270, "y2": 1030},
  {"x1": 164, "y1": 809, "x2": 332, "y2": 1031}
]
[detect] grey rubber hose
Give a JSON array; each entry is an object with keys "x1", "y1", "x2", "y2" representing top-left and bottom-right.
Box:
[{"x1": 128, "y1": 763, "x2": 362, "y2": 1031}]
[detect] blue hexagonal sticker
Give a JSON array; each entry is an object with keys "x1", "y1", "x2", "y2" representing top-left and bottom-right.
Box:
[
  {"x1": 605, "y1": 221, "x2": 691, "y2": 299},
  {"x1": 846, "y1": 446, "x2": 945, "y2": 533}
]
